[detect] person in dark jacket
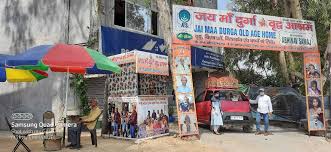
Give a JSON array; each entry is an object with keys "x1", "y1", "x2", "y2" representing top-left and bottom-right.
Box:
[
  {"x1": 152, "y1": 110, "x2": 157, "y2": 120},
  {"x1": 129, "y1": 106, "x2": 138, "y2": 138},
  {"x1": 114, "y1": 108, "x2": 121, "y2": 136}
]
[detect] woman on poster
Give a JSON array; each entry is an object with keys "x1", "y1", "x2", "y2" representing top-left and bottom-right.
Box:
[
  {"x1": 308, "y1": 80, "x2": 321, "y2": 96},
  {"x1": 210, "y1": 91, "x2": 223, "y2": 135},
  {"x1": 309, "y1": 97, "x2": 324, "y2": 129}
]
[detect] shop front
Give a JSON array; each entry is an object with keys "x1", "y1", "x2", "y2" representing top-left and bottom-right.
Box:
[{"x1": 106, "y1": 50, "x2": 170, "y2": 139}]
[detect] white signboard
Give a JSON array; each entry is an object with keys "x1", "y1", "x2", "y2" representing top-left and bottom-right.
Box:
[{"x1": 172, "y1": 5, "x2": 318, "y2": 52}]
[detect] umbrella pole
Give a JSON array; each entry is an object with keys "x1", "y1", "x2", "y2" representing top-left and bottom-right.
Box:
[{"x1": 63, "y1": 70, "x2": 69, "y2": 146}]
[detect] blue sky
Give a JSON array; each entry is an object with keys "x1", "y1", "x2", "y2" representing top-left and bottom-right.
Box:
[{"x1": 217, "y1": 0, "x2": 232, "y2": 10}]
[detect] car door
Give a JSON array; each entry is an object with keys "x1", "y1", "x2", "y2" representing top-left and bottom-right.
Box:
[
  {"x1": 195, "y1": 91, "x2": 205, "y2": 123},
  {"x1": 196, "y1": 90, "x2": 213, "y2": 124}
]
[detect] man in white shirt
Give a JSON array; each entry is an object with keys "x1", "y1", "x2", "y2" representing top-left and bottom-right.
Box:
[
  {"x1": 250, "y1": 88, "x2": 273, "y2": 136},
  {"x1": 177, "y1": 76, "x2": 192, "y2": 93},
  {"x1": 176, "y1": 57, "x2": 190, "y2": 74}
]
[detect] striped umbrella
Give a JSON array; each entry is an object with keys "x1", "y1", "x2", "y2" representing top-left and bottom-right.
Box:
[
  {"x1": 5, "y1": 44, "x2": 121, "y2": 145},
  {"x1": 6, "y1": 44, "x2": 121, "y2": 74},
  {"x1": 0, "y1": 67, "x2": 48, "y2": 83}
]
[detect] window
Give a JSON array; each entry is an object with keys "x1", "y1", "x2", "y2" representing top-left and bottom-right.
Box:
[
  {"x1": 114, "y1": 0, "x2": 125, "y2": 27},
  {"x1": 204, "y1": 90, "x2": 214, "y2": 101},
  {"x1": 151, "y1": 11, "x2": 158, "y2": 35},
  {"x1": 114, "y1": 0, "x2": 158, "y2": 35},
  {"x1": 196, "y1": 91, "x2": 205, "y2": 102}
]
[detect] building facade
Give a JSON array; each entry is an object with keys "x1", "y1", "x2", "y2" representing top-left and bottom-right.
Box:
[{"x1": 0, "y1": 0, "x2": 91, "y2": 130}]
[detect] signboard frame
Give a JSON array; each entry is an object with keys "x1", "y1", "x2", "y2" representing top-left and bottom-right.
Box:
[
  {"x1": 171, "y1": 5, "x2": 324, "y2": 138},
  {"x1": 303, "y1": 52, "x2": 326, "y2": 132},
  {"x1": 172, "y1": 5, "x2": 318, "y2": 52}
]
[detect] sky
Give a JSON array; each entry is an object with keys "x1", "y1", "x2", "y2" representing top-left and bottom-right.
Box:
[{"x1": 217, "y1": 0, "x2": 232, "y2": 10}]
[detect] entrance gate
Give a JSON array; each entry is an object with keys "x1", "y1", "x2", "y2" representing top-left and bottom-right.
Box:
[{"x1": 171, "y1": 5, "x2": 325, "y2": 137}]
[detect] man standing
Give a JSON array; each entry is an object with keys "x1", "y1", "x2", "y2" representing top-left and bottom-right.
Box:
[
  {"x1": 121, "y1": 108, "x2": 128, "y2": 137},
  {"x1": 129, "y1": 106, "x2": 137, "y2": 138},
  {"x1": 250, "y1": 88, "x2": 273, "y2": 136},
  {"x1": 113, "y1": 108, "x2": 121, "y2": 136}
]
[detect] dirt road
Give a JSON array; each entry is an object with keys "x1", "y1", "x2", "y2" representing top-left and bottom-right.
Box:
[
  {"x1": 199, "y1": 126, "x2": 330, "y2": 152},
  {"x1": 0, "y1": 124, "x2": 330, "y2": 152}
]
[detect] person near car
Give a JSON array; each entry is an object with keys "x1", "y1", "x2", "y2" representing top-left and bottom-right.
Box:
[
  {"x1": 210, "y1": 91, "x2": 223, "y2": 135},
  {"x1": 250, "y1": 88, "x2": 273, "y2": 136}
]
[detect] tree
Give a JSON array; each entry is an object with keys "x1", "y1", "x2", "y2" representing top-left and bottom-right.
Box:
[{"x1": 232, "y1": 0, "x2": 330, "y2": 94}]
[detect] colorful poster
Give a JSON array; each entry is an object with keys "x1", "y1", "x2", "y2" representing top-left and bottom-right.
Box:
[
  {"x1": 173, "y1": 5, "x2": 318, "y2": 52},
  {"x1": 108, "y1": 50, "x2": 169, "y2": 76},
  {"x1": 135, "y1": 51, "x2": 169, "y2": 76},
  {"x1": 172, "y1": 44, "x2": 199, "y2": 136},
  {"x1": 303, "y1": 52, "x2": 326, "y2": 131},
  {"x1": 107, "y1": 96, "x2": 169, "y2": 139},
  {"x1": 137, "y1": 96, "x2": 169, "y2": 138},
  {"x1": 108, "y1": 51, "x2": 136, "y2": 65}
]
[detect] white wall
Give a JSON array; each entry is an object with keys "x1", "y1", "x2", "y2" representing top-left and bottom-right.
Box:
[{"x1": 0, "y1": 0, "x2": 90, "y2": 130}]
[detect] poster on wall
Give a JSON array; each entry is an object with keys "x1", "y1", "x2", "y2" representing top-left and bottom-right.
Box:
[
  {"x1": 303, "y1": 52, "x2": 326, "y2": 131},
  {"x1": 172, "y1": 44, "x2": 199, "y2": 136},
  {"x1": 108, "y1": 96, "x2": 169, "y2": 139},
  {"x1": 137, "y1": 96, "x2": 169, "y2": 138},
  {"x1": 135, "y1": 51, "x2": 169, "y2": 76},
  {"x1": 172, "y1": 5, "x2": 318, "y2": 52},
  {"x1": 108, "y1": 50, "x2": 169, "y2": 76}
]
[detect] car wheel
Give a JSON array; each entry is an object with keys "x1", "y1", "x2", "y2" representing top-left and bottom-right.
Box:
[{"x1": 243, "y1": 125, "x2": 253, "y2": 133}]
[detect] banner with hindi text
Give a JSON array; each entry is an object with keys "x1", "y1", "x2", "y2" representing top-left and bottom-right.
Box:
[{"x1": 173, "y1": 5, "x2": 318, "y2": 52}]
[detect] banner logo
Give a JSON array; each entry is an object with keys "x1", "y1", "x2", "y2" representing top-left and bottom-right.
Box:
[
  {"x1": 178, "y1": 9, "x2": 190, "y2": 28},
  {"x1": 177, "y1": 33, "x2": 193, "y2": 41}
]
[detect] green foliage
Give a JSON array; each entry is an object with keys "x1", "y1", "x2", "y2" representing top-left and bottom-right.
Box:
[
  {"x1": 228, "y1": 0, "x2": 330, "y2": 95},
  {"x1": 301, "y1": 0, "x2": 331, "y2": 60},
  {"x1": 71, "y1": 74, "x2": 90, "y2": 115},
  {"x1": 173, "y1": 0, "x2": 187, "y2": 5}
]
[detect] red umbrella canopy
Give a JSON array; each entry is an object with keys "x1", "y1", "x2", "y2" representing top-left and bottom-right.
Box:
[
  {"x1": 6, "y1": 43, "x2": 121, "y2": 74},
  {"x1": 43, "y1": 44, "x2": 95, "y2": 73}
]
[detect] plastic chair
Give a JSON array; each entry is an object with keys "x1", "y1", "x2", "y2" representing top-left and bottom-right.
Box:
[{"x1": 5, "y1": 117, "x2": 31, "y2": 152}]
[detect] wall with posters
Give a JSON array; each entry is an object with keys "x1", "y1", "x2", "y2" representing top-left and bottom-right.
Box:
[
  {"x1": 137, "y1": 96, "x2": 169, "y2": 138},
  {"x1": 107, "y1": 96, "x2": 169, "y2": 139},
  {"x1": 304, "y1": 53, "x2": 326, "y2": 131},
  {"x1": 172, "y1": 44, "x2": 199, "y2": 136},
  {"x1": 107, "y1": 63, "x2": 138, "y2": 97},
  {"x1": 172, "y1": 5, "x2": 317, "y2": 52},
  {"x1": 107, "y1": 51, "x2": 169, "y2": 97}
]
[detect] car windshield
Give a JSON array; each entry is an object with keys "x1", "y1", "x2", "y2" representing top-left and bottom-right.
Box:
[{"x1": 215, "y1": 90, "x2": 247, "y2": 101}]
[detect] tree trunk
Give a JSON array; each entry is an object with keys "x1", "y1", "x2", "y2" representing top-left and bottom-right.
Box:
[
  {"x1": 287, "y1": 0, "x2": 303, "y2": 83},
  {"x1": 156, "y1": 0, "x2": 172, "y2": 56},
  {"x1": 324, "y1": 24, "x2": 331, "y2": 95},
  {"x1": 279, "y1": 51, "x2": 290, "y2": 84},
  {"x1": 289, "y1": 0, "x2": 302, "y2": 19}
]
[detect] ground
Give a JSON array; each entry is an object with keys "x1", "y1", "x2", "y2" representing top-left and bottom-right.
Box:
[{"x1": 0, "y1": 124, "x2": 330, "y2": 152}]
